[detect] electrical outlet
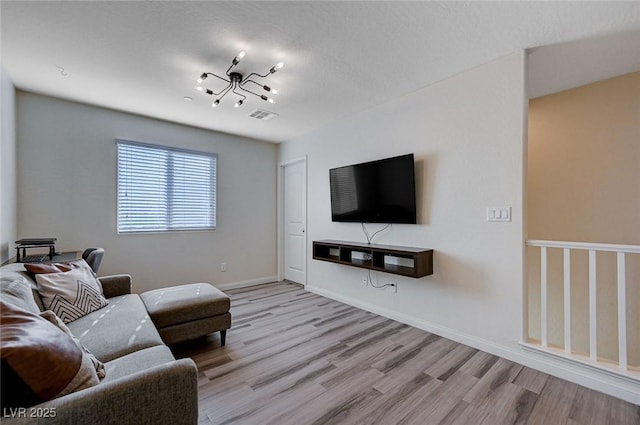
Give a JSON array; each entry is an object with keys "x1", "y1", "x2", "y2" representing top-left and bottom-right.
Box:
[{"x1": 220, "y1": 262, "x2": 227, "y2": 272}]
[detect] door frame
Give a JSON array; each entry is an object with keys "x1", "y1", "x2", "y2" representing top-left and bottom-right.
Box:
[{"x1": 277, "y1": 156, "x2": 308, "y2": 286}]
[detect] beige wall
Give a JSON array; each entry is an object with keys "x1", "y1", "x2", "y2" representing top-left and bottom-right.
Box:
[{"x1": 527, "y1": 72, "x2": 640, "y2": 365}]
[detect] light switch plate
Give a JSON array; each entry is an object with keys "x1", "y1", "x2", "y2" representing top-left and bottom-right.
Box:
[{"x1": 487, "y1": 206, "x2": 511, "y2": 222}]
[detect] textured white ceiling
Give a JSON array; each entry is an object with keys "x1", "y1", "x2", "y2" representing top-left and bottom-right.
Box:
[
  {"x1": 528, "y1": 30, "x2": 640, "y2": 99},
  {"x1": 1, "y1": 1, "x2": 639, "y2": 143}
]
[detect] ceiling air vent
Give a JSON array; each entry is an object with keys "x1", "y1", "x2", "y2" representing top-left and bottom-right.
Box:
[{"x1": 249, "y1": 109, "x2": 279, "y2": 121}]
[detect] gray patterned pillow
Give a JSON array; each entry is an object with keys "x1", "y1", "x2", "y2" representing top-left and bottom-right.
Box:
[{"x1": 35, "y1": 267, "x2": 109, "y2": 323}]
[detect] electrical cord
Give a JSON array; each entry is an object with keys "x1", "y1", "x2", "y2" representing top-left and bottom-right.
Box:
[
  {"x1": 361, "y1": 223, "x2": 391, "y2": 244},
  {"x1": 365, "y1": 269, "x2": 396, "y2": 290},
  {"x1": 360, "y1": 223, "x2": 395, "y2": 290},
  {"x1": 361, "y1": 223, "x2": 371, "y2": 243}
]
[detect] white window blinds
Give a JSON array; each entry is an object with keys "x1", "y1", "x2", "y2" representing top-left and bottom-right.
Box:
[{"x1": 117, "y1": 140, "x2": 217, "y2": 233}]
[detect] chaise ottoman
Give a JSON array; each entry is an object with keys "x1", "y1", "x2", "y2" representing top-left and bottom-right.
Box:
[{"x1": 140, "y1": 283, "x2": 231, "y2": 346}]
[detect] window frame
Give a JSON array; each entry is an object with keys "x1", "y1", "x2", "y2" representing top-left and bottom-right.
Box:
[{"x1": 116, "y1": 139, "x2": 218, "y2": 234}]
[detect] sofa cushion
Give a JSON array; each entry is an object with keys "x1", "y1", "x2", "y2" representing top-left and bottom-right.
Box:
[
  {"x1": 0, "y1": 301, "x2": 100, "y2": 410},
  {"x1": 0, "y1": 270, "x2": 41, "y2": 315},
  {"x1": 66, "y1": 294, "x2": 164, "y2": 362},
  {"x1": 103, "y1": 345, "x2": 175, "y2": 383},
  {"x1": 36, "y1": 267, "x2": 109, "y2": 323}
]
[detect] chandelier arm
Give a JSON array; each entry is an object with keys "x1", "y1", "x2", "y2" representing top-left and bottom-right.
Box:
[
  {"x1": 211, "y1": 83, "x2": 232, "y2": 97},
  {"x1": 217, "y1": 85, "x2": 233, "y2": 101},
  {"x1": 232, "y1": 85, "x2": 247, "y2": 101},
  {"x1": 225, "y1": 62, "x2": 238, "y2": 76},
  {"x1": 241, "y1": 71, "x2": 270, "y2": 84},
  {"x1": 241, "y1": 79, "x2": 265, "y2": 89},
  {"x1": 206, "y1": 72, "x2": 230, "y2": 84},
  {"x1": 238, "y1": 86, "x2": 262, "y2": 99}
]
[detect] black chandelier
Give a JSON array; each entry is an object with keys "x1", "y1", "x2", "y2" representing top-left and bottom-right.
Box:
[{"x1": 195, "y1": 51, "x2": 283, "y2": 108}]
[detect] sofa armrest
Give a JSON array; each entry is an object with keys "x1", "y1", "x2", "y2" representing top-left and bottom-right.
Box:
[
  {"x1": 98, "y1": 274, "x2": 132, "y2": 298},
  {"x1": 2, "y1": 359, "x2": 198, "y2": 425}
]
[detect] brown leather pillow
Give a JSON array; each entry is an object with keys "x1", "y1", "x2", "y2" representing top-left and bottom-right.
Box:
[
  {"x1": 24, "y1": 259, "x2": 89, "y2": 276},
  {"x1": 0, "y1": 301, "x2": 99, "y2": 409},
  {"x1": 55, "y1": 259, "x2": 86, "y2": 272},
  {"x1": 23, "y1": 263, "x2": 63, "y2": 275}
]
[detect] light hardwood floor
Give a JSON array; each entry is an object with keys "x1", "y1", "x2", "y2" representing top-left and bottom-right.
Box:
[{"x1": 171, "y1": 282, "x2": 639, "y2": 425}]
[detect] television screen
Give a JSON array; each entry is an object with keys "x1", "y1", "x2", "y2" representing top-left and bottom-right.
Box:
[{"x1": 329, "y1": 154, "x2": 417, "y2": 224}]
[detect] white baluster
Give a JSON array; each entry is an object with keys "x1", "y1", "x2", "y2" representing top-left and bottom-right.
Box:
[
  {"x1": 541, "y1": 246, "x2": 548, "y2": 348},
  {"x1": 617, "y1": 252, "x2": 627, "y2": 371},
  {"x1": 525, "y1": 240, "x2": 640, "y2": 380},
  {"x1": 564, "y1": 248, "x2": 571, "y2": 353},
  {"x1": 589, "y1": 250, "x2": 597, "y2": 361}
]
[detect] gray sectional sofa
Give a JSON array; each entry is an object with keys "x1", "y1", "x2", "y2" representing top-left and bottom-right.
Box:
[{"x1": 0, "y1": 262, "x2": 198, "y2": 425}]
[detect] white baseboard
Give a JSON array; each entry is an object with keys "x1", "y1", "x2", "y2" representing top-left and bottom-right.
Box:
[
  {"x1": 306, "y1": 284, "x2": 640, "y2": 405},
  {"x1": 215, "y1": 276, "x2": 278, "y2": 291}
]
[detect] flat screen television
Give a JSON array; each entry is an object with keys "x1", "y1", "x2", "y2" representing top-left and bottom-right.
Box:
[{"x1": 329, "y1": 154, "x2": 417, "y2": 224}]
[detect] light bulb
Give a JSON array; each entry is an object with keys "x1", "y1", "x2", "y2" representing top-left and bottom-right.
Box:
[
  {"x1": 195, "y1": 86, "x2": 204, "y2": 92},
  {"x1": 261, "y1": 95, "x2": 275, "y2": 104},
  {"x1": 232, "y1": 50, "x2": 246, "y2": 65},
  {"x1": 262, "y1": 86, "x2": 279, "y2": 95},
  {"x1": 234, "y1": 99, "x2": 243, "y2": 108},
  {"x1": 270, "y1": 61, "x2": 285, "y2": 74},
  {"x1": 197, "y1": 73, "x2": 207, "y2": 83},
  {"x1": 212, "y1": 100, "x2": 220, "y2": 108}
]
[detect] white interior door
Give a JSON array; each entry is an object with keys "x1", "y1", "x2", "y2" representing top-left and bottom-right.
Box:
[{"x1": 283, "y1": 160, "x2": 306, "y2": 284}]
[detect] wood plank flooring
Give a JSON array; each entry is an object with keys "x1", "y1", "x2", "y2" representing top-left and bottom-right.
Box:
[{"x1": 171, "y1": 282, "x2": 639, "y2": 425}]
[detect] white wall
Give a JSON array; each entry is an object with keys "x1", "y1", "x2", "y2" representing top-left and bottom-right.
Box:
[
  {"x1": 16, "y1": 92, "x2": 277, "y2": 292},
  {"x1": 280, "y1": 51, "x2": 527, "y2": 349},
  {"x1": 278, "y1": 52, "x2": 639, "y2": 403},
  {"x1": 0, "y1": 65, "x2": 17, "y2": 263}
]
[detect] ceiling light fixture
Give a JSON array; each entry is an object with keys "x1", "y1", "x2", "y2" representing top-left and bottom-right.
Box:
[{"x1": 195, "y1": 51, "x2": 282, "y2": 108}]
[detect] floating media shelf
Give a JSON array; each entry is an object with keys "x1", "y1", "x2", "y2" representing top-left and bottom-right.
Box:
[{"x1": 313, "y1": 240, "x2": 433, "y2": 278}]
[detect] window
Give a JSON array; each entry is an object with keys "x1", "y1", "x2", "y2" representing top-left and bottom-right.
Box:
[{"x1": 117, "y1": 139, "x2": 217, "y2": 233}]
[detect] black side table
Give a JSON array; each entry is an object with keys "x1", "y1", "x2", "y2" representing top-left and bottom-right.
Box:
[{"x1": 15, "y1": 238, "x2": 57, "y2": 262}]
